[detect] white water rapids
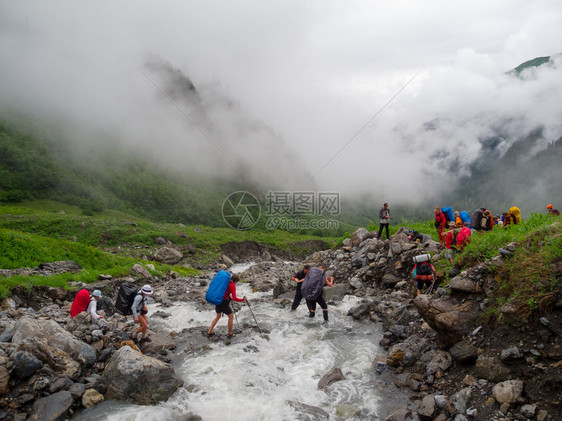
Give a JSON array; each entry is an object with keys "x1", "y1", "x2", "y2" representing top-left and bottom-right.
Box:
[{"x1": 75, "y1": 267, "x2": 395, "y2": 421}]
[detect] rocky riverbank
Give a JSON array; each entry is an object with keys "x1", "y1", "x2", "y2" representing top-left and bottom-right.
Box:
[{"x1": 0, "y1": 223, "x2": 561, "y2": 420}]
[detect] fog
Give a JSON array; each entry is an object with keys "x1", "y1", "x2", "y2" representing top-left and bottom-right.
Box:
[{"x1": 1, "y1": 0, "x2": 561, "y2": 204}]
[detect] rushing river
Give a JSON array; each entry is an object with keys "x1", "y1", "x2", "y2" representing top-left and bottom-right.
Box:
[{"x1": 76, "y1": 274, "x2": 395, "y2": 421}]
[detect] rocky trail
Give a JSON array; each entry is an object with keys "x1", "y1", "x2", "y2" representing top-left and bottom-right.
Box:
[{"x1": 0, "y1": 224, "x2": 561, "y2": 420}]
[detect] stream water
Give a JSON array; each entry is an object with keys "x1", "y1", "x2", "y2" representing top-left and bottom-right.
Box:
[{"x1": 76, "y1": 267, "x2": 395, "y2": 420}]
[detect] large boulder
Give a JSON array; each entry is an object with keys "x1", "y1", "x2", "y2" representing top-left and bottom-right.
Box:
[
  {"x1": 351, "y1": 228, "x2": 368, "y2": 247},
  {"x1": 11, "y1": 318, "x2": 96, "y2": 365},
  {"x1": 17, "y1": 338, "x2": 82, "y2": 379},
  {"x1": 28, "y1": 391, "x2": 73, "y2": 421},
  {"x1": 154, "y1": 247, "x2": 183, "y2": 264},
  {"x1": 324, "y1": 284, "x2": 348, "y2": 302},
  {"x1": 96, "y1": 346, "x2": 183, "y2": 405},
  {"x1": 414, "y1": 296, "x2": 480, "y2": 348},
  {"x1": 11, "y1": 351, "x2": 43, "y2": 379}
]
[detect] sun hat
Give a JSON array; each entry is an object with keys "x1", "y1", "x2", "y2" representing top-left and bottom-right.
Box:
[
  {"x1": 141, "y1": 285, "x2": 153, "y2": 295},
  {"x1": 92, "y1": 290, "x2": 102, "y2": 298}
]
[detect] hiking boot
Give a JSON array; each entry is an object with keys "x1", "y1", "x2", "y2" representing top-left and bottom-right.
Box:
[
  {"x1": 309, "y1": 312, "x2": 315, "y2": 318},
  {"x1": 323, "y1": 313, "x2": 329, "y2": 322}
]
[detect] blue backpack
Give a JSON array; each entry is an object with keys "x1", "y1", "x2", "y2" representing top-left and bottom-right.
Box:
[
  {"x1": 459, "y1": 211, "x2": 470, "y2": 224},
  {"x1": 205, "y1": 270, "x2": 231, "y2": 305},
  {"x1": 441, "y1": 207, "x2": 454, "y2": 224}
]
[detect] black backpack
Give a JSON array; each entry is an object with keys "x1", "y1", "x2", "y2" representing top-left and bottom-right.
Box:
[
  {"x1": 301, "y1": 267, "x2": 326, "y2": 301},
  {"x1": 417, "y1": 261, "x2": 432, "y2": 276},
  {"x1": 115, "y1": 283, "x2": 141, "y2": 316}
]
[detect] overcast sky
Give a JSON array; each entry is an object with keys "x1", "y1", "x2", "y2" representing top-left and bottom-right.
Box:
[{"x1": 1, "y1": 0, "x2": 561, "y2": 203}]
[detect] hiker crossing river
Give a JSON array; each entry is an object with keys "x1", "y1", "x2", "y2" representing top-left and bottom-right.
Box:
[{"x1": 75, "y1": 280, "x2": 400, "y2": 420}]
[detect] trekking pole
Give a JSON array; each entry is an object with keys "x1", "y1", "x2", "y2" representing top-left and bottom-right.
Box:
[{"x1": 245, "y1": 300, "x2": 262, "y2": 333}]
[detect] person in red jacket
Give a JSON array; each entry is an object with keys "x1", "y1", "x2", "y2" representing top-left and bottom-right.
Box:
[
  {"x1": 207, "y1": 274, "x2": 247, "y2": 338},
  {"x1": 70, "y1": 289, "x2": 91, "y2": 318},
  {"x1": 455, "y1": 222, "x2": 472, "y2": 250},
  {"x1": 434, "y1": 207, "x2": 447, "y2": 247}
]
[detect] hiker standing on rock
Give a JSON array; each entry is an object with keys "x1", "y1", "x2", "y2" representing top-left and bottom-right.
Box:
[
  {"x1": 291, "y1": 265, "x2": 310, "y2": 311},
  {"x1": 132, "y1": 284, "x2": 153, "y2": 343},
  {"x1": 301, "y1": 267, "x2": 333, "y2": 323},
  {"x1": 378, "y1": 203, "x2": 390, "y2": 240},
  {"x1": 207, "y1": 274, "x2": 247, "y2": 338}
]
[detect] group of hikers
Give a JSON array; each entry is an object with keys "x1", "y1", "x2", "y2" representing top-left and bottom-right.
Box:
[
  {"x1": 68, "y1": 202, "x2": 560, "y2": 338},
  {"x1": 70, "y1": 284, "x2": 155, "y2": 342}
]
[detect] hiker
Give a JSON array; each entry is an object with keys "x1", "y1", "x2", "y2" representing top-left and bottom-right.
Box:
[
  {"x1": 481, "y1": 210, "x2": 494, "y2": 231},
  {"x1": 378, "y1": 203, "x2": 390, "y2": 240},
  {"x1": 454, "y1": 211, "x2": 463, "y2": 228},
  {"x1": 86, "y1": 290, "x2": 104, "y2": 319},
  {"x1": 70, "y1": 289, "x2": 102, "y2": 318},
  {"x1": 547, "y1": 204, "x2": 560, "y2": 216},
  {"x1": 132, "y1": 284, "x2": 154, "y2": 343},
  {"x1": 444, "y1": 224, "x2": 461, "y2": 264},
  {"x1": 412, "y1": 259, "x2": 436, "y2": 296},
  {"x1": 434, "y1": 207, "x2": 447, "y2": 247},
  {"x1": 494, "y1": 214, "x2": 502, "y2": 227},
  {"x1": 207, "y1": 273, "x2": 247, "y2": 338},
  {"x1": 291, "y1": 265, "x2": 310, "y2": 310},
  {"x1": 301, "y1": 266, "x2": 333, "y2": 322},
  {"x1": 455, "y1": 222, "x2": 472, "y2": 250}
]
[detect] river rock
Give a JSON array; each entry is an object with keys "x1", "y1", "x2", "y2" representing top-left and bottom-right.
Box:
[
  {"x1": 28, "y1": 390, "x2": 73, "y2": 421},
  {"x1": 154, "y1": 247, "x2": 183, "y2": 264},
  {"x1": 492, "y1": 379, "x2": 523, "y2": 404},
  {"x1": 324, "y1": 284, "x2": 347, "y2": 301},
  {"x1": 426, "y1": 350, "x2": 453, "y2": 376},
  {"x1": 82, "y1": 388, "x2": 104, "y2": 408},
  {"x1": 336, "y1": 404, "x2": 361, "y2": 418},
  {"x1": 11, "y1": 351, "x2": 43, "y2": 379},
  {"x1": 12, "y1": 317, "x2": 97, "y2": 365},
  {"x1": 318, "y1": 367, "x2": 345, "y2": 391},
  {"x1": 96, "y1": 345, "x2": 183, "y2": 405},
  {"x1": 475, "y1": 356, "x2": 510, "y2": 382},
  {"x1": 288, "y1": 401, "x2": 329, "y2": 420},
  {"x1": 449, "y1": 341, "x2": 478, "y2": 363},
  {"x1": 131, "y1": 264, "x2": 153, "y2": 280}
]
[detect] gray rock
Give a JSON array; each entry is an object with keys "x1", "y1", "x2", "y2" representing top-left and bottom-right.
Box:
[
  {"x1": 449, "y1": 276, "x2": 477, "y2": 293},
  {"x1": 446, "y1": 387, "x2": 472, "y2": 415},
  {"x1": 500, "y1": 347, "x2": 522, "y2": 362},
  {"x1": 318, "y1": 367, "x2": 345, "y2": 391},
  {"x1": 492, "y1": 379, "x2": 523, "y2": 404},
  {"x1": 11, "y1": 351, "x2": 43, "y2": 379},
  {"x1": 390, "y1": 242, "x2": 402, "y2": 254},
  {"x1": 426, "y1": 350, "x2": 453, "y2": 376},
  {"x1": 449, "y1": 341, "x2": 478, "y2": 363},
  {"x1": 154, "y1": 247, "x2": 183, "y2": 264},
  {"x1": 385, "y1": 407, "x2": 420, "y2": 421},
  {"x1": 28, "y1": 391, "x2": 73, "y2": 421},
  {"x1": 475, "y1": 356, "x2": 510, "y2": 382},
  {"x1": 69, "y1": 382, "x2": 86, "y2": 399},
  {"x1": 382, "y1": 273, "x2": 401, "y2": 287},
  {"x1": 418, "y1": 394, "x2": 435, "y2": 419},
  {"x1": 97, "y1": 346, "x2": 183, "y2": 405},
  {"x1": 336, "y1": 404, "x2": 362, "y2": 418},
  {"x1": 131, "y1": 264, "x2": 153, "y2": 280},
  {"x1": 520, "y1": 404, "x2": 536, "y2": 418},
  {"x1": 434, "y1": 395, "x2": 447, "y2": 409},
  {"x1": 12, "y1": 318, "x2": 97, "y2": 366},
  {"x1": 349, "y1": 277, "x2": 363, "y2": 289},
  {"x1": 287, "y1": 401, "x2": 329, "y2": 420},
  {"x1": 351, "y1": 228, "x2": 368, "y2": 247},
  {"x1": 323, "y1": 284, "x2": 347, "y2": 302}
]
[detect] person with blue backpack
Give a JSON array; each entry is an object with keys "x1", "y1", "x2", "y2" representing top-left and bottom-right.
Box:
[{"x1": 207, "y1": 273, "x2": 247, "y2": 338}]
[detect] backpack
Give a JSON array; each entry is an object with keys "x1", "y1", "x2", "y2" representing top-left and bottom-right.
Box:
[
  {"x1": 441, "y1": 207, "x2": 454, "y2": 224},
  {"x1": 408, "y1": 230, "x2": 423, "y2": 242},
  {"x1": 205, "y1": 270, "x2": 232, "y2": 305},
  {"x1": 115, "y1": 283, "x2": 141, "y2": 316},
  {"x1": 459, "y1": 211, "x2": 471, "y2": 225},
  {"x1": 417, "y1": 261, "x2": 432, "y2": 276},
  {"x1": 470, "y1": 209, "x2": 483, "y2": 230},
  {"x1": 301, "y1": 267, "x2": 326, "y2": 301},
  {"x1": 509, "y1": 206, "x2": 521, "y2": 224}
]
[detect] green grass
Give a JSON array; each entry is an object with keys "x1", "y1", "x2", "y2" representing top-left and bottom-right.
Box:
[{"x1": 0, "y1": 227, "x2": 198, "y2": 299}]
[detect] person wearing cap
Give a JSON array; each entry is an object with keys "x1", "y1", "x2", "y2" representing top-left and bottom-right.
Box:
[
  {"x1": 86, "y1": 290, "x2": 104, "y2": 319},
  {"x1": 547, "y1": 204, "x2": 560, "y2": 216},
  {"x1": 132, "y1": 284, "x2": 153, "y2": 342},
  {"x1": 70, "y1": 289, "x2": 102, "y2": 318},
  {"x1": 207, "y1": 273, "x2": 247, "y2": 338}
]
